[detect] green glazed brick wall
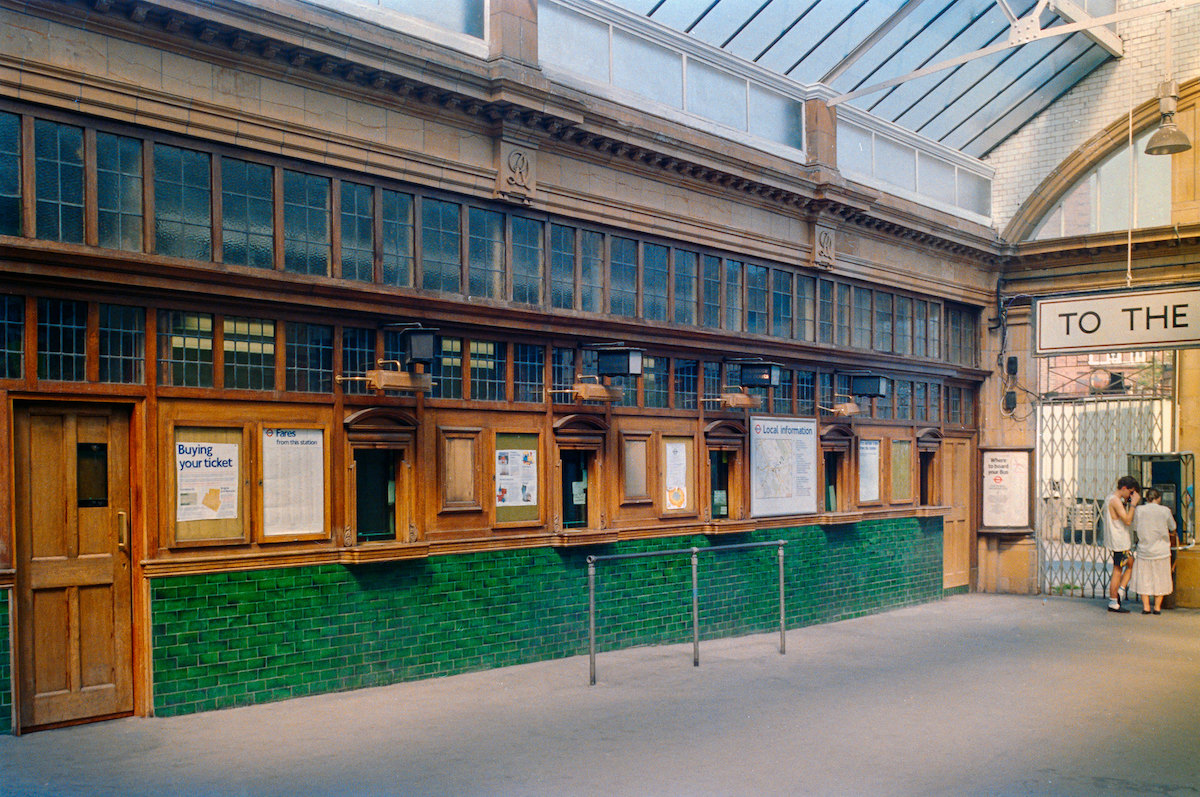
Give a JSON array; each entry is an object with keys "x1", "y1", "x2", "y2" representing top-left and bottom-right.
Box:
[
  {"x1": 1, "y1": 588, "x2": 11, "y2": 734},
  {"x1": 151, "y1": 516, "x2": 942, "y2": 716}
]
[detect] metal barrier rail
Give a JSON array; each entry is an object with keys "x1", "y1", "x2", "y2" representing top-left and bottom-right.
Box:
[{"x1": 586, "y1": 540, "x2": 788, "y2": 685}]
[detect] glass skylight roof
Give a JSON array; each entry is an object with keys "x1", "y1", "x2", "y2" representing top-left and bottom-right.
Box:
[{"x1": 609, "y1": 0, "x2": 1117, "y2": 157}]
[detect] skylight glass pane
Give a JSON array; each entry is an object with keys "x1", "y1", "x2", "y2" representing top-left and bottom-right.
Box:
[
  {"x1": 539, "y1": 3, "x2": 610, "y2": 80},
  {"x1": 748, "y1": 86, "x2": 803, "y2": 150},
  {"x1": 875, "y1": 136, "x2": 916, "y2": 192},
  {"x1": 613, "y1": 29, "x2": 682, "y2": 109},
  {"x1": 687, "y1": 60, "x2": 746, "y2": 131},
  {"x1": 378, "y1": 0, "x2": 484, "y2": 38}
]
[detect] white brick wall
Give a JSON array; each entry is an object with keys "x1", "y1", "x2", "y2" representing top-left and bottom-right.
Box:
[{"x1": 985, "y1": 0, "x2": 1200, "y2": 233}]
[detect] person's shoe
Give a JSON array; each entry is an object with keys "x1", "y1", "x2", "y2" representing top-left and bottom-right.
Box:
[
  {"x1": 1142, "y1": 609, "x2": 1152, "y2": 614},
  {"x1": 1108, "y1": 603, "x2": 1130, "y2": 613},
  {"x1": 1153, "y1": 609, "x2": 1161, "y2": 615}
]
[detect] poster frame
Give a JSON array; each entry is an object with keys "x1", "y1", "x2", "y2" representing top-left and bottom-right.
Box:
[{"x1": 979, "y1": 447, "x2": 1035, "y2": 532}]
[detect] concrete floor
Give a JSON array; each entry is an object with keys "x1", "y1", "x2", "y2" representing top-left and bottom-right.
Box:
[{"x1": 3, "y1": 594, "x2": 1199, "y2": 797}]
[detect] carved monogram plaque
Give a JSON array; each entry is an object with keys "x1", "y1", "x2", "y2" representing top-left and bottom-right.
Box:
[
  {"x1": 495, "y1": 137, "x2": 537, "y2": 204},
  {"x1": 813, "y1": 222, "x2": 836, "y2": 269}
]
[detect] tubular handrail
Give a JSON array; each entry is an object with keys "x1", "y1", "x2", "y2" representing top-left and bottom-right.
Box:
[{"x1": 586, "y1": 540, "x2": 788, "y2": 685}]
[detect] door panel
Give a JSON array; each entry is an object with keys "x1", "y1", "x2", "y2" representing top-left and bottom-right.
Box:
[
  {"x1": 15, "y1": 404, "x2": 133, "y2": 730},
  {"x1": 941, "y1": 438, "x2": 974, "y2": 589}
]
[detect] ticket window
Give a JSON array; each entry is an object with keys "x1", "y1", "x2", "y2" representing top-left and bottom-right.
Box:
[
  {"x1": 710, "y1": 450, "x2": 731, "y2": 519},
  {"x1": 352, "y1": 445, "x2": 413, "y2": 543},
  {"x1": 561, "y1": 449, "x2": 593, "y2": 529},
  {"x1": 919, "y1": 450, "x2": 937, "y2": 505},
  {"x1": 824, "y1": 451, "x2": 843, "y2": 512}
]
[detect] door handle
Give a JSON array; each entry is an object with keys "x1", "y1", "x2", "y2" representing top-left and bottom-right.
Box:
[{"x1": 117, "y1": 510, "x2": 129, "y2": 552}]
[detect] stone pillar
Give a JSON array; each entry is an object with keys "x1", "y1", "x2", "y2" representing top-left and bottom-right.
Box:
[
  {"x1": 804, "y1": 98, "x2": 837, "y2": 171},
  {"x1": 489, "y1": 0, "x2": 538, "y2": 67},
  {"x1": 1174, "y1": 348, "x2": 1200, "y2": 606}
]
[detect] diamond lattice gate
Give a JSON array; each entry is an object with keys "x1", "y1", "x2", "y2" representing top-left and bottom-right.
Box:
[{"x1": 1036, "y1": 353, "x2": 1175, "y2": 598}]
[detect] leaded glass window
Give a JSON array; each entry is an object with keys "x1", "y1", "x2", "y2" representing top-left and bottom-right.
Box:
[
  {"x1": 154, "y1": 144, "x2": 211, "y2": 260},
  {"x1": 817, "y1": 279, "x2": 834, "y2": 344},
  {"x1": 928, "y1": 302, "x2": 941, "y2": 359},
  {"x1": 98, "y1": 304, "x2": 145, "y2": 384},
  {"x1": 819, "y1": 372, "x2": 834, "y2": 416},
  {"x1": 35, "y1": 121, "x2": 84, "y2": 244},
  {"x1": 422, "y1": 198, "x2": 461, "y2": 293},
  {"x1": 796, "y1": 275, "x2": 815, "y2": 342},
  {"x1": 1, "y1": 295, "x2": 22, "y2": 379},
  {"x1": 513, "y1": 343, "x2": 544, "y2": 403},
  {"x1": 610, "y1": 236, "x2": 637, "y2": 317},
  {"x1": 382, "y1": 189, "x2": 414, "y2": 288},
  {"x1": 97, "y1": 133, "x2": 143, "y2": 252},
  {"x1": 221, "y1": 157, "x2": 273, "y2": 269},
  {"x1": 703, "y1": 361, "x2": 722, "y2": 403},
  {"x1": 552, "y1": 346, "x2": 575, "y2": 405},
  {"x1": 797, "y1": 371, "x2": 815, "y2": 416},
  {"x1": 580, "y1": 230, "x2": 603, "y2": 313},
  {"x1": 895, "y1": 379, "x2": 912, "y2": 420},
  {"x1": 674, "y1": 359, "x2": 698, "y2": 410},
  {"x1": 674, "y1": 250, "x2": 697, "y2": 325},
  {"x1": 913, "y1": 300, "x2": 928, "y2": 358},
  {"x1": 430, "y1": 337, "x2": 463, "y2": 399},
  {"x1": 914, "y1": 382, "x2": 927, "y2": 423},
  {"x1": 773, "y1": 368, "x2": 793, "y2": 414},
  {"x1": 468, "y1": 207, "x2": 504, "y2": 299},
  {"x1": 746, "y1": 264, "x2": 768, "y2": 334},
  {"x1": 283, "y1": 170, "x2": 330, "y2": 276},
  {"x1": 0, "y1": 112, "x2": 19, "y2": 236},
  {"x1": 37, "y1": 298, "x2": 86, "y2": 381},
  {"x1": 724, "y1": 260, "x2": 742, "y2": 331},
  {"x1": 874, "y1": 292, "x2": 893, "y2": 352},
  {"x1": 852, "y1": 287, "x2": 872, "y2": 349},
  {"x1": 158, "y1": 310, "x2": 213, "y2": 387},
  {"x1": 895, "y1": 296, "x2": 912, "y2": 356},
  {"x1": 224, "y1": 317, "x2": 275, "y2": 390},
  {"x1": 643, "y1": 356, "x2": 669, "y2": 408},
  {"x1": 285, "y1": 322, "x2": 333, "y2": 393},
  {"x1": 550, "y1": 224, "x2": 575, "y2": 310},
  {"x1": 836, "y1": 283, "x2": 852, "y2": 347},
  {"x1": 341, "y1": 181, "x2": 374, "y2": 282},
  {"x1": 512, "y1": 217, "x2": 543, "y2": 306},
  {"x1": 342, "y1": 327, "x2": 374, "y2": 395},
  {"x1": 772, "y1": 270, "x2": 792, "y2": 338},
  {"x1": 702, "y1": 255, "x2": 721, "y2": 328},
  {"x1": 643, "y1": 243, "x2": 668, "y2": 322},
  {"x1": 470, "y1": 340, "x2": 505, "y2": 401}
]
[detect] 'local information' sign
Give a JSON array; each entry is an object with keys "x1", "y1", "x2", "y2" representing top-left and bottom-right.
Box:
[{"x1": 1035, "y1": 286, "x2": 1200, "y2": 355}]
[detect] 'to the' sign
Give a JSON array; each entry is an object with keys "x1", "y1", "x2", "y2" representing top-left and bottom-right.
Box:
[{"x1": 1035, "y1": 286, "x2": 1200, "y2": 355}]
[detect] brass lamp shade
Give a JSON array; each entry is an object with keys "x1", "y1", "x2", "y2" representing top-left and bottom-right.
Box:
[{"x1": 1145, "y1": 119, "x2": 1192, "y2": 155}]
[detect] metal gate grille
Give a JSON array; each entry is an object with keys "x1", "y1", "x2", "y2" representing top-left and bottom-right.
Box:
[{"x1": 1036, "y1": 352, "x2": 1175, "y2": 598}]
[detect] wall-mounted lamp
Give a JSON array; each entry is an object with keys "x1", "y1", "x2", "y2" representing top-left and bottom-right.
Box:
[
  {"x1": 383, "y1": 323, "x2": 438, "y2": 370},
  {"x1": 595, "y1": 347, "x2": 643, "y2": 377},
  {"x1": 549, "y1": 375, "x2": 624, "y2": 404},
  {"x1": 335, "y1": 322, "x2": 438, "y2": 392},
  {"x1": 736, "y1": 362, "x2": 782, "y2": 388},
  {"x1": 701, "y1": 387, "x2": 762, "y2": 410},
  {"x1": 849, "y1": 374, "x2": 888, "y2": 398}
]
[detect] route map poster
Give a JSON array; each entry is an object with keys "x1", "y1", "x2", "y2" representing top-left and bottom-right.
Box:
[{"x1": 750, "y1": 416, "x2": 818, "y2": 517}]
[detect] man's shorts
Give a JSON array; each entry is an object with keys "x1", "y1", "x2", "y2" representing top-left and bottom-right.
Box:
[{"x1": 1112, "y1": 550, "x2": 1132, "y2": 568}]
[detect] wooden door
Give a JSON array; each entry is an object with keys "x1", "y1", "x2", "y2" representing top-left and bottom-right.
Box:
[
  {"x1": 14, "y1": 404, "x2": 133, "y2": 730},
  {"x1": 941, "y1": 437, "x2": 974, "y2": 590}
]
